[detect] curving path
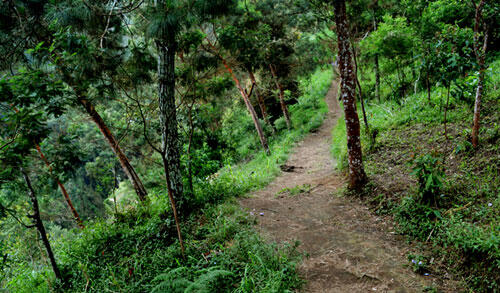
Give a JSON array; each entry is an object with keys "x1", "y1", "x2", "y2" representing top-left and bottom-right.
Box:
[{"x1": 240, "y1": 80, "x2": 458, "y2": 292}]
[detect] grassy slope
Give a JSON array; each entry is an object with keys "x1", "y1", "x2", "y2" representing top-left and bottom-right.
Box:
[
  {"x1": 5, "y1": 68, "x2": 333, "y2": 292},
  {"x1": 331, "y1": 58, "x2": 499, "y2": 291}
]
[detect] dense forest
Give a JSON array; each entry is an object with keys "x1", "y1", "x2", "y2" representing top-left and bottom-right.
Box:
[{"x1": 0, "y1": 0, "x2": 498, "y2": 292}]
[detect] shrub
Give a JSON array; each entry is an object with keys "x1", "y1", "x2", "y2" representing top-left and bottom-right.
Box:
[{"x1": 411, "y1": 154, "x2": 445, "y2": 206}]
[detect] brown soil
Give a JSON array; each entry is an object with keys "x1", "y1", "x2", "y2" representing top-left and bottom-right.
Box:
[{"x1": 240, "y1": 81, "x2": 460, "y2": 292}]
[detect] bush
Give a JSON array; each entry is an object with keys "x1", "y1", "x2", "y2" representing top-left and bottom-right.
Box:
[{"x1": 410, "y1": 154, "x2": 445, "y2": 206}]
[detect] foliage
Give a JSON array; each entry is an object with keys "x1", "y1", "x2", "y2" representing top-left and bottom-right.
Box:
[
  {"x1": 361, "y1": 15, "x2": 416, "y2": 60},
  {"x1": 0, "y1": 63, "x2": 331, "y2": 291},
  {"x1": 410, "y1": 154, "x2": 445, "y2": 205},
  {"x1": 334, "y1": 49, "x2": 500, "y2": 292}
]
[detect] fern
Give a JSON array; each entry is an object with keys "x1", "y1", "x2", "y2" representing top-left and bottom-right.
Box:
[
  {"x1": 152, "y1": 267, "x2": 193, "y2": 293},
  {"x1": 152, "y1": 267, "x2": 234, "y2": 293},
  {"x1": 185, "y1": 268, "x2": 234, "y2": 292}
]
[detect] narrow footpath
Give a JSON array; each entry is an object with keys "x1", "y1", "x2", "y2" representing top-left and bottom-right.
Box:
[{"x1": 241, "y1": 81, "x2": 458, "y2": 292}]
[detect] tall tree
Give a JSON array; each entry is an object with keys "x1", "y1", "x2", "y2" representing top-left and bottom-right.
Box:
[
  {"x1": 333, "y1": 0, "x2": 368, "y2": 188},
  {"x1": 146, "y1": 0, "x2": 187, "y2": 255}
]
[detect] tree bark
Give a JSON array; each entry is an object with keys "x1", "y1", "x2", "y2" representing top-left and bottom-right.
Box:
[
  {"x1": 333, "y1": 0, "x2": 368, "y2": 189},
  {"x1": 157, "y1": 40, "x2": 185, "y2": 211},
  {"x1": 78, "y1": 98, "x2": 148, "y2": 202},
  {"x1": 222, "y1": 59, "x2": 270, "y2": 154},
  {"x1": 471, "y1": 0, "x2": 488, "y2": 148},
  {"x1": 156, "y1": 38, "x2": 185, "y2": 257},
  {"x1": 269, "y1": 64, "x2": 292, "y2": 129},
  {"x1": 35, "y1": 145, "x2": 84, "y2": 229},
  {"x1": 162, "y1": 156, "x2": 185, "y2": 257},
  {"x1": 248, "y1": 71, "x2": 274, "y2": 131},
  {"x1": 21, "y1": 168, "x2": 62, "y2": 281}
]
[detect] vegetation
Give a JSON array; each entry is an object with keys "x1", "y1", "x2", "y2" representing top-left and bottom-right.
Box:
[
  {"x1": 1, "y1": 0, "x2": 499, "y2": 292},
  {"x1": 331, "y1": 1, "x2": 499, "y2": 289}
]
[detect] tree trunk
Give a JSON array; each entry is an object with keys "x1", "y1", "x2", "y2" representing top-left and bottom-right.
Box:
[
  {"x1": 472, "y1": 69, "x2": 485, "y2": 147},
  {"x1": 373, "y1": 11, "x2": 381, "y2": 103},
  {"x1": 35, "y1": 145, "x2": 84, "y2": 229},
  {"x1": 269, "y1": 64, "x2": 292, "y2": 129},
  {"x1": 333, "y1": 0, "x2": 368, "y2": 189},
  {"x1": 157, "y1": 40, "x2": 185, "y2": 211},
  {"x1": 21, "y1": 168, "x2": 62, "y2": 281},
  {"x1": 222, "y1": 59, "x2": 270, "y2": 154},
  {"x1": 187, "y1": 104, "x2": 194, "y2": 194},
  {"x1": 374, "y1": 54, "x2": 380, "y2": 102},
  {"x1": 162, "y1": 156, "x2": 185, "y2": 257},
  {"x1": 78, "y1": 98, "x2": 148, "y2": 202},
  {"x1": 351, "y1": 41, "x2": 369, "y2": 132},
  {"x1": 154, "y1": 19, "x2": 185, "y2": 255},
  {"x1": 248, "y1": 71, "x2": 274, "y2": 131},
  {"x1": 444, "y1": 84, "x2": 451, "y2": 139},
  {"x1": 471, "y1": 0, "x2": 488, "y2": 148},
  {"x1": 426, "y1": 70, "x2": 432, "y2": 105}
]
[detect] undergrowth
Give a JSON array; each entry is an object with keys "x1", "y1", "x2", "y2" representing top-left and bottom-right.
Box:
[
  {"x1": 3, "y1": 67, "x2": 333, "y2": 292},
  {"x1": 331, "y1": 57, "x2": 500, "y2": 291}
]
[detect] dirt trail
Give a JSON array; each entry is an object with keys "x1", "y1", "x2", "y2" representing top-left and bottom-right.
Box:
[{"x1": 241, "y1": 81, "x2": 458, "y2": 292}]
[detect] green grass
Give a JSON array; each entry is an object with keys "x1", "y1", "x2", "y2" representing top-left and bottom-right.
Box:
[
  {"x1": 330, "y1": 112, "x2": 347, "y2": 171},
  {"x1": 194, "y1": 67, "x2": 332, "y2": 205},
  {"x1": 275, "y1": 184, "x2": 313, "y2": 197},
  {"x1": 331, "y1": 57, "x2": 500, "y2": 291},
  {"x1": 3, "y1": 67, "x2": 333, "y2": 292}
]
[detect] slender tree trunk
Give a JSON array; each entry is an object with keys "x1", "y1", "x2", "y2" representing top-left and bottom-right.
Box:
[
  {"x1": 187, "y1": 105, "x2": 194, "y2": 194},
  {"x1": 471, "y1": 0, "x2": 488, "y2": 148},
  {"x1": 78, "y1": 98, "x2": 148, "y2": 202},
  {"x1": 248, "y1": 71, "x2": 274, "y2": 131},
  {"x1": 333, "y1": 0, "x2": 368, "y2": 189},
  {"x1": 444, "y1": 84, "x2": 451, "y2": 138},
  {"x1": 426, "y1": 70, "x2": 432, "y2": 105},
  {"x1": 21, "y1": 168, "x2": 62, "y2": 281},
  {"x1": 472, "y1": 69, "x2": 485, "y2": 147},
  {"x1": 269, "y1": 64, "x2": 292, "y2": 129},
  {"x1": 222, "y1": 59, "x2": 270, "y2": 154},
  {"x1": 351, "y1": 41, "x2": 369, "y2": 132},
  {"x1": 374, "y1": 54, "x2": 380, "y2": 102},
  {"x1": 396, "y1": 59, "x2": 404, "y2": 99},
  {"x1": 373, "y1": 7, "x2": 381, "y2": 103},
  {"x1": 35, "y1": 145, "x2": 84, "y2": 229}
]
